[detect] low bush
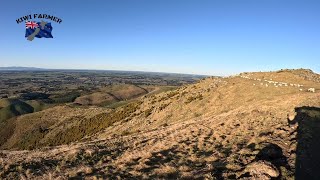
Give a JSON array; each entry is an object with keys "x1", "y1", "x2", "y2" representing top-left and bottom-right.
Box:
[
  {"x1": 185, "y1": 94, "x2": 203, "y2": 104},
  {"x1": 144, "y1": 107, "x2": 154, "y2": 117}
]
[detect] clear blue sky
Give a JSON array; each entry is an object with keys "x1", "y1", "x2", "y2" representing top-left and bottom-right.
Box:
[{"x1": 1, "y1": 0, "x2": 319, "y2": 75}]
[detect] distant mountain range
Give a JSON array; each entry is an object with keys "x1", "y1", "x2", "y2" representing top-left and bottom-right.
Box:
[{"x1": 0, "y1": 66, "x2": 46, "y2": 71}]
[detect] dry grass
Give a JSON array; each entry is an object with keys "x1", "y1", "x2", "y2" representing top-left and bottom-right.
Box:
[
  {"x1": 1, "y1": 69, "x2": 320, "y2": 179},
  {"x1": 74, "y1": 84, "x2": 149, "y2": 106},
  {"x1": 152, "y1": 164, "x2": 178, "y2": 177}
]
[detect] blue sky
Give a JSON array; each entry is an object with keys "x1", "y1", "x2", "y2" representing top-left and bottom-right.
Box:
[{"x1": 0, "y1": 0, "x2": 319, "y2": 75}]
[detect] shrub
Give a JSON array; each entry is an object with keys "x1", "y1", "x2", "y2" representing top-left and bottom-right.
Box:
[
  {"x1": 185, "y1": 94, "x2": 203, "y2": 104},
  {"x1": 159, "y1": 103, "x2": 170, "y2": 111},
  {"x1": 144, "y1": 107, "x2": 154, "y2": 117},
  {"x1": 167, "y1": 91, "x2": 179, "y2": 98}
]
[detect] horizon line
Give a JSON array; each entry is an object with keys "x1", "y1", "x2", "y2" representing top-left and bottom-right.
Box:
[{"x1": 0, "y1": 66, "x2": 211, "y2": 77}]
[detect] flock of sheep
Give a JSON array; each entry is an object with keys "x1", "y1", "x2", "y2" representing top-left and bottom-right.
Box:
[{"x1": 239, "y1": 74, "x2": 316, "y2": 93}]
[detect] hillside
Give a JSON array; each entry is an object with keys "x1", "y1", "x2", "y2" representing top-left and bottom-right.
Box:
[
  {"x1": 0, "y1": 105, "x2": 109, "y2": 150},
  {"x1": 0, "y1": 99, "x2": 34, "y2": 123},
  {"x1": 0, "y1": 69, "x2": 319, "y2": 179},
  {"x1": 74, "y1": 84, "x2": 149, "y2": 106},
  {"x1": 0, "y1": 85, "x2": 178, "y2": 150}
]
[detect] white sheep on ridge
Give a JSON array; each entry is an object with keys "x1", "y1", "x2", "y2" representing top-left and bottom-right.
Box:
[{"x1": 308, "y1": 88, "x2": 315, "y2": 93}]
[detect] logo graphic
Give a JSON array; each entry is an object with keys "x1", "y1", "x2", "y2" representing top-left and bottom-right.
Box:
[
  {"x1": 16, "y1": 14, "x2": 62, "y2": 41},
  {"x1": 25, "y1": 21, "x2": 53, "y2": 41}
]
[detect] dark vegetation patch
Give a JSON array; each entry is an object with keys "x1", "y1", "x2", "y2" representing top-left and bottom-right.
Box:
[
  {"x1": 20, "y1": 92, "x2": 50, "y2": 100},
  {"x1": 15, "y1": 101, "x2": 143, "y2": 150},
  {"x1": 144, "y1": 107, "x2": 154, "y2": 118},
  {"x1": 51, "y1": 91, "x2": 81, "y2": 103},
  {"x1": 166, "y1": 91, "x2": 179, "y2": 98},
  {"x1": 159, "y1": 103, "x2": 171, "y2": 111},
  {"x1": 185, "y1": 94, "x2": 203, "y2": 104},
  {"x1": 181, "y1": 91, "x2": 188, "y2": 96}
]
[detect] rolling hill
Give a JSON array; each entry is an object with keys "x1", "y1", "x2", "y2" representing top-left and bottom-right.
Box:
[
  {"x1": 74, "y1": 84, "x2": 149, "y2": 106},
  {"x1": 0, "y1": 99, "x2": 34, "y2": 123}
]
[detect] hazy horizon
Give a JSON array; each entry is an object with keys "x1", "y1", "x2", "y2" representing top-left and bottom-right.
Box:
[
  {"x1": 1, "y1": 66, "x2": 319, "y2": 77},
  {"x1": 0, "y1": 66, "x2": 209, "y2": 76}
]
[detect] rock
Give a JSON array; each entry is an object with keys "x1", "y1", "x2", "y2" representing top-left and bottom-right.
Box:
[
  {"x1": 256, "y1": 144, "x2": 284, "y2": 161},
  {"x1": 287, "y1": 112, "x2": 296, "y2": 121},
  {"x1": 239, "y1": 161, "x2": 279, "y2": 179}
]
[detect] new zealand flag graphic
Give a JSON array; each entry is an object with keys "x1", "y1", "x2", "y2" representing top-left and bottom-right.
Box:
[{"x1": 25, "y1": 21, "x2": 53, "y2": 38}]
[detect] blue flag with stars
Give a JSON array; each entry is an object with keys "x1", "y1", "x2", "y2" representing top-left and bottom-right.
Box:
[{"x1": 25, "y1": 21, "x2": 53, "y2": 38}]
